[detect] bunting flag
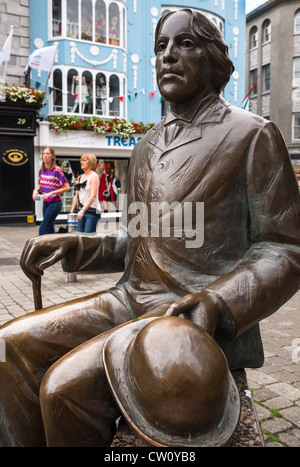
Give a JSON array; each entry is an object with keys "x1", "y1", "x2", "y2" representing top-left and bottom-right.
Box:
[
  {"x1": 25, "y1": 43, "x2": 58, "y2": 73},
  {"x1": 0, "y1": 27, "x2": 13, "y2": 70},
  {"x1": 240, "y1": 80, "x2": 258, "y2": 109},
  {"x1": 34, "y1": 79, "x2": 162, "y2": 107}
]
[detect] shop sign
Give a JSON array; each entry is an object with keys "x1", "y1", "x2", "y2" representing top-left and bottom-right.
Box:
[
  {"x1": 2, "y1": 148, "x2": 29, "y2": 167},
  {"x1": 105, "y1": 135, "x2": 143, "y2": 147}
]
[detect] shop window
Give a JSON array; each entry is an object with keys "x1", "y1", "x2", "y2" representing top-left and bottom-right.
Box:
[
  {"x1": 294, "y1": 113, "x2": 300, "y2": 141},
  {"x1": 109, "y1": 74, "x2": 120, "y2": 116},
  {"x1": 67, "y1": 0, "x2": 79, "y2": 39},
  {"x1": 95, "y1": 0, "x2": 107, "y2": 44},
  {"x1": 262, "y1": 64, "x2": 270, "y2": 92},
  {"x1": 250, "y1": 26, "x2": 258, "y2": 49},
  {"x1": 96, "y1": 73, "x2": 107, "y2": 115},
  {"x1": 81, "y1": 0, "x2": 93, "y2": 41},
  {"x1": 109, "y1": 3, "x2": 120, "y2": 46},
  {"x1": 53, "y1": 67, "x2": 124, "y2": 117},
  {"x1": 52, "y1": 0, "x2": 62, "y2": 37},
  {"x1": 295, "y1": 10, "x2": 300, "y2": 34},
  {"x1": 51, "y1": 0, "x2": 124, "y2": 47},
  {"x1": 53, "y1": 69, "x2": 63, "y2": 112},
  {"x1": 262, "y1": 19, "x2": 271, "y2": 43}
]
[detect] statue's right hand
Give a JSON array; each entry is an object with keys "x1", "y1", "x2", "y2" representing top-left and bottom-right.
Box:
[{"x1": 20, "y1": 233, "x2": 79, "y2": 282}]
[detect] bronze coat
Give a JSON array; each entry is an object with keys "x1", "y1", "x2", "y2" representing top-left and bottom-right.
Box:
[{"x1": 63, "y1": 93, "x2": 300, "y2": 369}]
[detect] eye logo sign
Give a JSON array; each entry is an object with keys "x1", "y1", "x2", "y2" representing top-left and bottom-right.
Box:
[{"x1": 2, "y1": 149, "x2": 29, "y2": 166}]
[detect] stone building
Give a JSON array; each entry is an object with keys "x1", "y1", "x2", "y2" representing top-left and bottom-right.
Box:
[
  {"x1": 0, "y1": 0, "x2": 30, "y2": 87},
  {"x1": 246, "y1": 0, "x2": 300, "y2": 188}
]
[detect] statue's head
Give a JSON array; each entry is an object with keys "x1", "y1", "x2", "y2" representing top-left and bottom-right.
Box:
[{"x1": 154, "y1": 9, "x2": 234, "y2": 105}]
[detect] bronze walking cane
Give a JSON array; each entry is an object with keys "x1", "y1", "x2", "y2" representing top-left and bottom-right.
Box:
[
  {"x1": 32, "y1": 275, "x2": 43, "y2": 311},
  {"x1": 20, "y1": 245, "x2": 43, "y2": 311}
]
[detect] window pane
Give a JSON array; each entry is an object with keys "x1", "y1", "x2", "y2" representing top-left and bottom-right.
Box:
[
  {"x1": 295, "y1": 58, "x2": 300, "y2": 85},
  {"x1": 263, "y1": 64, "x2": 270, "y2": 92},
  {"x1": 295, "y1": 11, "x2": 300, "y2": 34},
  {"x1": 109, "y1": 74, "x2": 120, "y2": 116},
  {"x1": 95, "y1": 0, "x2": 106, "y2": 43},
  {"x1": 96, "y1": 73, "x2": 107, "y2": 115},
  {"x1": 81, "y1": 0, "x2": 93, "y2": 41},
  {"x1": 53, "y1": 69, "x2": 62, "y2": 112},
  {"x1": 53, "y1": 0, "x2": 62, "y2": 36},
  {"x1": 68, "y1": 69, "x2": 78, "y2": 112},
  {"x1": 263, "y1": 20, "x2": 271, "y2": 42},
  {"x1": 83, "y1": 71, "x2": 93, "y2": 114},
  {"x1": 67, "y1": 0, "x2": 79, "y2": 38},
  {"x1": 250, "y1": 69, "x2": 258, "y2": 94},
  {"x1": 250, "y1": 26, "x2": 258, "y2": 49},
  {"x1": 109, "y1": 3, "x2": 120, "y2": 46},
  {"x1": 294, "y1": 113, "x2": 300, "y2": 140}
]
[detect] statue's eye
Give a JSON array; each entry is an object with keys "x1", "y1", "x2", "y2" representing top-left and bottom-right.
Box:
[
  {"x1": 181, "y1": 39, "x2": 195, "y2": 49},
  {"x1": 157, "y1": 42, "x2": 166, "y2": 52}
]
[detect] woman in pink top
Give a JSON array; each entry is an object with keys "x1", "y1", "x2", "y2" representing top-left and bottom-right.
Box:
[{"x1": 32, "y1": 147, "x2": 70, "y2": 235}]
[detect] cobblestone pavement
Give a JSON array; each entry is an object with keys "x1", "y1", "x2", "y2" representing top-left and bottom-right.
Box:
[{"x1": 0, "y1": 224, "x2": 299, "y2": 447}]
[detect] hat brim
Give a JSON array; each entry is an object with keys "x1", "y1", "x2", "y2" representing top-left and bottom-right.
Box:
[{"x1": 103, "y1": 317, "x2": 241, "y2": 447}]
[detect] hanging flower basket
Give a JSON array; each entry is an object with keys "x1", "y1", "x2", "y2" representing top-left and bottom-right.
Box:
[
  {"x1": 3, "y1": 86, "x2": 46, "y2": 106},
  {"x1": 47, "y1": 115, "x2": 155, "y2": 137}
]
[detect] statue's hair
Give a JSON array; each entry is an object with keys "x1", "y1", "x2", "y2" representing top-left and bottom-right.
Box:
[{"x1": 154, "y1": 8, "x2": 235, "y2": 94}]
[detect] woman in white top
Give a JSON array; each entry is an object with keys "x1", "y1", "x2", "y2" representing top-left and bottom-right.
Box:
[{"x1": 70, "y1": 153, "x2": 101, "y2": 232}]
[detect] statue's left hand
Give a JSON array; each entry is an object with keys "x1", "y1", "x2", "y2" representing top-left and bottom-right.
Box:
[{"x1": 164, "y1": 291, "x2": 220, "y2": 336}]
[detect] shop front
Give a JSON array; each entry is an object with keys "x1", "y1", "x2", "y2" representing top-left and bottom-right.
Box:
[
  {"x1": 0, "y1": 102, "x2": 42, "y2": 224},
  {"x1": 34, "y1": 121, "x2": 143, "y2": 223}
]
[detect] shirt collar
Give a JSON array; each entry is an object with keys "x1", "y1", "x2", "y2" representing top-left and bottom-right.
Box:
[{"x1": 164, "y1": 92, "x2": 220, "y2": 126}]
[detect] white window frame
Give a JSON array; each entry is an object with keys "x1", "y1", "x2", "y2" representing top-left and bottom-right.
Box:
[
  {"x1": 50, "y1": 65, "x2": 127, "y2": 118},
  {"x1": 49, "y1": 0, "x2": 126, "y2": 49},
  {"x1": 262, "y1": 63, "x2": 271, "y2": 93},
  {"x1": 262, "y1": 19, "x2": 271, "y2": 44},
  {"x1": 250, "y1": 26, "x2": 258, "y2": 50},
  {"x1": 293, "y1": 113, "x2": 300, "y2": 141},
  {"x1": 293, "y1": 57, "x2": 300, "y2": 87}
]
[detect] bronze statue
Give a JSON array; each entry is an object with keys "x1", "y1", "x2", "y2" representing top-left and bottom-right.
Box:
[{"x1": 0, "y1": 9, "x2": 299, "y2": 447}]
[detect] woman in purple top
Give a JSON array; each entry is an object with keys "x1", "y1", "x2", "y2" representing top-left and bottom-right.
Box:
[{"x1": 32, "y1": 147, "x2": 70, "y2": 235}]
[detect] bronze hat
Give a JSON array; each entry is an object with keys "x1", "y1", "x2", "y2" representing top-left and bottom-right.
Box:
[{"x1": 103, "y1": 316, "x2": 240, "y2": 447}]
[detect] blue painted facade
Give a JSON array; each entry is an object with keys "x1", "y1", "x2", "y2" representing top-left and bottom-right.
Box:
[{"x1": 29, "y1": 0, "x2": 246, "y2": 125}]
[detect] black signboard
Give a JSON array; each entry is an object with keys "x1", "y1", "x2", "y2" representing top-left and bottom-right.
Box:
[
  {"x1": 0, "y1": 102, "x2": 41, "y2": 135},
  {"x1": 0, "y1": 137, "x2": 34, "y2": 222}
]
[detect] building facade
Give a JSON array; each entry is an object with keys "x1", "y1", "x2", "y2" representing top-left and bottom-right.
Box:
[
  {"x1": 246, "y1": 0, "x2": 300, "y2": 189},
  {"x1": 1, "y1": 0, "x2": 247, "y2": 222}
]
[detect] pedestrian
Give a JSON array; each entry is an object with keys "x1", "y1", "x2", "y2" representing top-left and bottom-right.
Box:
[
  {"x1": 70, "y1": 153, "x2": 101, "y2": 233},
  {"x1": 32, "y1": 147, "x2": 70, "y2": 235}
]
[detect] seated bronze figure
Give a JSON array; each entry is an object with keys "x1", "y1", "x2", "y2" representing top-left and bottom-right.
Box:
[{"x1": 0, "y1": 9, "x2": 299, "y2": 447}]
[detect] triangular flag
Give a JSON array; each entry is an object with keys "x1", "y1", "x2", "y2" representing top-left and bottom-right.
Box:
[
  {"x1": 35, "y1": 81, "x2": 41, "y2": 89},
  {"x1": 0, "y1": 27, "x2": 13, "y2": 69},
  {"x1": 118, "y1": 96, "x2": 124, "y2": 102},
  {"x1": 128, "y1": 95, "x2": 131, "y2": 101},
  {"x1": 25, "y1": 43, "x2": 58, "y2": 72},
  {"x1": 150, "y1": 92, "x2": 155, "y2": 98},
  {"x1": 74, "y1": 93, "x2": 78, "y2": 100}
]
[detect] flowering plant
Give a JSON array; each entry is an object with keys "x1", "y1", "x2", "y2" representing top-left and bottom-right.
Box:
[
  {"x1": 47, "y1": 115, "x2": 155, "y2": 137},
  {"x1": 4, "y1": 86, "x2": 46, "y2": 105}
]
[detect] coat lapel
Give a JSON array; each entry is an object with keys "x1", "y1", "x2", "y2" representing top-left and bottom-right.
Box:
[{"x1": 148, "y1": 94, "x2": 230, "y2": 155}]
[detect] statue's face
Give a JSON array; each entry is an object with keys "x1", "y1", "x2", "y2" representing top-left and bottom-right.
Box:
[{"x1": 155, "y1": 11, "x2": 212, "y2": 107}]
